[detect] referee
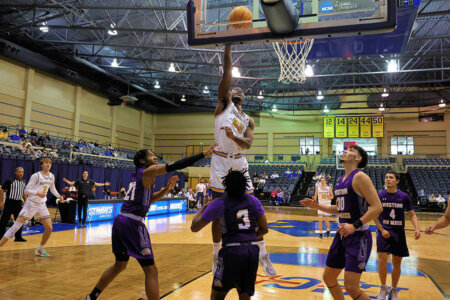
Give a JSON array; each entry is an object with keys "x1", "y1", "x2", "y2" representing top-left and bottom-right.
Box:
[
  {"x1": 0, "y1": 167, "x2": 27, "y2": 242},
  {"x1": 63, "y1": 171, "x2": 110, "y2": 226}
]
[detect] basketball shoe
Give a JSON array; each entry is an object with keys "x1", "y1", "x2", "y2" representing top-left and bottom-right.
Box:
[
  {"x1": 376, "y1": 285, "x2": 389, "y2": 300},
  {"x1": 35, "y1": 248, "x2": 50, "y2": 257},
  {"x1": 388, "y1": 287, "x2": 399, "y2": 300},
  {"x1": 259, "y1": 253, "x2": 277, "y2": 276}
]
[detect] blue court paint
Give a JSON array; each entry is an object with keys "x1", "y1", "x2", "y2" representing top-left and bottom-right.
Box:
[
  {"x1": 269, "y1": 252, "x2": 425, "y2": 277},
  {"x1": 269, "y1": 219, "x2": 378, "y2": 237}
]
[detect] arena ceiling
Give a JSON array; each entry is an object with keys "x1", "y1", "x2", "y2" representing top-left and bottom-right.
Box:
[{"x1": 0, "y1": 0, "x2": 448, "y2": 114}]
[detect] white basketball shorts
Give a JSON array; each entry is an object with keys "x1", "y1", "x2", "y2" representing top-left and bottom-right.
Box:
[{"x1": 18, "y1": 200, "x2": 51, "y2": 221}]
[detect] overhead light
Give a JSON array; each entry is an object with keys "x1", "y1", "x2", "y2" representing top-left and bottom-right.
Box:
[
  {"x1": 203, "y1": 85, "x2": 209, "y2": 94},
  {"x1": 168, "y1": 63, "x2": 176, "y2": 72},
  {"x1": 232, "y1": 67, "x2": 241, "y2": 78},
  {"x1": 181, "y1": 95, "x2": 186, "y2": 102},
  {"x1": 387, "y1": 59, "x2": 398, "y2": 72},
  {"x1": 304, "y1": 64, "x2": 314, "y2": 77},
  {"x1": 316, "y1": 90, "x2": 324, "y2": 100},
  {"x1": 111, "y1": 58, "x2": 119, "y2": 68},
  {"x1": 381, "y1": 88, "x2": 389, "y2": 97},
  {"x1": 323, "y1": 105, "x2": 329, "y2": 113},
  {"x1": 379, "y1": 103, "x2": 385, "y2": 112},
  {"x1": 439, "y1": 99, "x2": 446, "y2": 107},
  {"x1": 39, "y1": 22, "x2": 49, "y2": 32},
  {"x1": 257, "y1": 91, "x2": 264, "y2": 100},
  {"x1": 154, "y1": 80, "x2": 160, "y2": 89},
  {"x1": 272, "y1": 105, "x2": 277, "y2": 112},
  {"x1": 107, "y1": 23, "x2": 117, "y2": 36}
]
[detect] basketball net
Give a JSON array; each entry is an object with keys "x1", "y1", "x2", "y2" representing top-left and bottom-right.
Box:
[{"x1": 272, "y1": 39, "x2": 314, "y2": 84}]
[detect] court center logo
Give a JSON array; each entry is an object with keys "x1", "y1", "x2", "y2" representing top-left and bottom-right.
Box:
[{"x1": 320, "y1": 1, "x2": 334, "y2": 13}]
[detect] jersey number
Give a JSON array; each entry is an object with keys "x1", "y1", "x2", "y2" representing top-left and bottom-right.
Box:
[
  {"x1": 237, "y1": 209, "x2": 250, "y2": 230},
  {"x1": 389, "y1": 209, "x2": 396, "y2": 219},
  {"x1": 124, "y1": 182, "x2": 136, "y2": 201},
  {"x1": 336, "y1": 196, "x2": 345, "y2": 211},
  {"x1": 232, "y1": 118, "x2": 244, "y2": 134}
]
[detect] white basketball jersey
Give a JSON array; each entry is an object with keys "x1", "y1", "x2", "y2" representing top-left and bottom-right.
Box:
[
  {"x1": 25, "y1": 172, "x2": 55, "y2": 204},
  {"x1": 317, "y1": 186, "x2": 331, "y2": 205},
  {"x1": 215, "y1": 101, "x2": 250, "y2": 154}
]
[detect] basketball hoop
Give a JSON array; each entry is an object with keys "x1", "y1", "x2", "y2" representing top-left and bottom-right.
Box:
[{"x1": 272, "y1": 39, "x2": 314, "y2": 84}]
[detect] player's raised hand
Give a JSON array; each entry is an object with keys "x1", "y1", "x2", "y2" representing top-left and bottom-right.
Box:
[
  {"x1": 220, "y1": 126, "x2": 234, "y2": 140},
  {"x1": 300, "y1": 198, "x2": 318, "y2": 209},
  {"x1": 425, "y1": 225, "x2": 435, "y2": 235},
  {"x1": 203, "y1": 143, "x2": 217, "y2": 157},
  {"x1": 167, "y1": 176, "x2": 179, "y2": 190}
]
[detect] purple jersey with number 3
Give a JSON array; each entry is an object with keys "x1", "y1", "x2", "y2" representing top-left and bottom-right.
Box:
[
  {"x1": 202, "y1": 194, "x2": 265, "y2": 244},
  {"x1": 121, "y1": 168, "x2": 153, "y2": 218},
  {"x1": 334, "y1": 169, "x2": 368, "y2": 224},
  {"x1": 378, "y1": 189, "x2": 413, "y2": 230}
]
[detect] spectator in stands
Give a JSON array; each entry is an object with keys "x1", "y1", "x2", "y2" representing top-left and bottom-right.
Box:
[
  {"x1": 270, "y1": 188, "x2": 279, "y2": 206},
  {"x1": 177, "y1": 188, "x2": 185, "y2": 197},
  {"x1": 105, "y1": 149, "x2": 112, "y2": 157},
  {"x1": 295, "y1": 168, "x2": 302, "y2": 178},
  {"x1": 261, "y1": 172, "x2": 268, "y2": 180},
  {"x1": 89, "y1": 186, "x2": 97, "y2": 200},
  {"x1": 258, "y1": 177, "x2": 266, "y2": 196},
  {"x1": 0, "y1": 128, "x2": 8, "y2": 140},
  {"x1": 37, "y1": 133, "x2": 47, "y2": 147},
  {"x1": 185, "y1": 188, "x2": 195, "y2": 210},
  {"x1": 19, "y1": 143, "x2": 27, "y2": 153},
  {"x1": 196, "y1": 179, "x2": 206, "y2": 208},
  {"x1": 436, "y1": 194, "x2": 446, "y2": 211},
  {"x1": 49, "y1": 148, "x2": 58, "y2": 158},
  {"x1": 24, "y1": 139, "x2": 31, "y2": 147},
  {"x1": 92, "y1": 149, "x2": 99, "y2": 155},
  {"x1": 429, "y1": 193, "x2": 437, "y2": 203},
  {"x1": 285, "y1": 168, "x2": 292, "y2": 177},
  {"x1": 25, "y1": 144, "x2": 35, "y2": 157},
  {"x1": 418, "y1": 189, "x2": 426, "y2": 204},
  {"x1": 62, "y1": 138, "x2": 70, "y2": 149},
  {"x1": 94, "y1": 140, "x2": 99, "y2": 147},
  {"x1": 278, "y1": 188, "x2": 284, "y2": 203},
  {"x1": 252, "y1": 174, "x2": 260, "y2": 193},
  {"x1": 18, "y1": 126, "x2": 27, "y2": 138},
  {"x1": 117, "y1": 188, "x2": 126, "y2": 199},
  {"x1": 270, "y1": 172, "x2": 279, "y2": 180},
  {"x1": 30, "y1": 128, "x2": 37, "y2": 137},
  {"x1": 30, "y1": 139, "x2": 37, "y2": 146},
  {"x1": 103, "y1": 188, "x2": 111, "y2": 200},
  {"x1": 283, "y1": 190, "x2": 291, "y2": 205},
  {"x1": 118, "y1": 151, "x2": 126, "y2": 159}
]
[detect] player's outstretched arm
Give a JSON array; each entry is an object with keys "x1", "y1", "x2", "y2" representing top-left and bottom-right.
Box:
[
  {"x1": 151, "y1": 176, "x2": 178, "y2": 203},
  {"x1": 300, "y1": 198, "x2": 338, "y2": 215},
  {"x1": 215, "y1": 45, "x2": 232, "y2": 115},
  {"x1": 353, "y1": 172, "x2": 383, "y2": 225},
  {"x1": 426, "y1": 206, "x2": 450, "y2": 234}
]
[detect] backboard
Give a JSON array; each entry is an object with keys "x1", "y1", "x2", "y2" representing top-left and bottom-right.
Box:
[{"x1": 187, "y1": 0, "x2": 397, "y2": 47}]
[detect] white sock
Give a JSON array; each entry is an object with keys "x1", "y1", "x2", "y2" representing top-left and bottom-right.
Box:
[
  {"x1": 37, "y1": 244, "x2": 44, "y2": 250},
  {"x1": 213, "y1": 242, "x2": 221, "y2": 255},
  {"x1": 256, "y1": 240, "x2": 267, "y2": 257}
]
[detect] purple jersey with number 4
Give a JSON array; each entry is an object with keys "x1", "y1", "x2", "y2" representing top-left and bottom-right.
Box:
[
  {"x1": 334, "y1": 169, "x2": 368, "y2": 224},
  {"x1": 121, "y1": 168, "x2": 153, "y2": 218},
  {"x1": 202, "y1": 194, "x2": 265, "y2": 244},
  {"x1": 378, "y1": 189, "x2": 413, "y2": 230}
]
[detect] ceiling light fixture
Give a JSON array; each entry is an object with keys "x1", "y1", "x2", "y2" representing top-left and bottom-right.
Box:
[
  {"x1": 232, "y1": 67, "x2": 241, "y2": 78},
  {"x1": 272, "y1": 105, "x2": 277, "y2": 112},
  {"x1": 181, "y1": 95, "x2": 186, "y2": 102},
  {"x1": 154, "y1": 80, "x2": 160, "y2": 89},
  {"x1": 439, "y1": 99, "x2": 446, "y2": 107},
  {"x1": 304, "y1": 64, "x2": 314, "y2": 77},
  {"x1": 381, "y1": 88, "x2": 389, "y2": 97},
  {"x1": 39, "y1": 22, "x2": 49, "y2": 32},
  {"x1": 387, "y1": 59, "x2": 398, "y2": 72},
  {"x1": 168, "y1": 63, "x2": 176, "y2": 72},
  {"x1": 379, "y1": 103, "x2": 385, "y2": 112},
  {"x1": 316, "y1": 90, "x2": 324, "y2": 100},
  {"x1": 107, "y1": 23, "x2": 117, "y2": 36},
  {"x1": 257, "y1": 91, "x2": 264, "y2": 100},
  {"x1": 203, "y1": 85, "x2": 209, "y2": 94},
  {"x1": 323, "y1": 105, "x2": 329, "y2": 113},
  {"x1": 111, "y1": 58, "x2": 119, "y2": 68}
]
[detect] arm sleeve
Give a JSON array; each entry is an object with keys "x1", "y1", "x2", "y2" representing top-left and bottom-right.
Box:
[
  {"x1": 201, "y1": 199, "x2": 224, "y2": 222},
  {"x1": 24, "y1": 173, "x2": 39, "y2": 196},
  {"x1": 49, "y1": 174, "x2": 61, "y2": 198},
  {"x1": 165, "y1": 152, "x2": 205, "y2": 173}
]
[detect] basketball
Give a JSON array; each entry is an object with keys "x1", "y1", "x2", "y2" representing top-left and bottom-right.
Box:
[{"x1": 229, "y1": 6, "x2": 253, "y2": 29}]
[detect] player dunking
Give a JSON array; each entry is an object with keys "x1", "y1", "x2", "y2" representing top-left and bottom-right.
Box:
[
  {"x1": 374, "y1": 171, "x2": 420, "y2": 300},
  {"x1": 301, "y1": 145, "x2": 382, "y2": 300},
  {"x1": 191, "y1": 170, "x2": 269, "y2": 299},
  {"x1": 86, "y1": 146, "x2": 214, "y2": 300},
  {"x1": 313, "y1": 177, "x2": 334, "y2": 238},
  {"x1": 0, "y1": 158, "x2": 64, "y2": 257},
  {"x1": 210, "y1": 44, "x2": 275, "y2": 277}
]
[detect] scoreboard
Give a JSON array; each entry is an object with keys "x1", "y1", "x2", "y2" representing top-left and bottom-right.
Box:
[{"x1": 323, "y1": 116, "x2": 383, "y2": 138}]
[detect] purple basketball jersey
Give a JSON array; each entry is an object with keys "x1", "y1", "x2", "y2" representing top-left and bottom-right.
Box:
[
  {"x1": 334, "y1": 169, "x2": 368, "y2": 224},
  {"x1": 202, "y1": 194, "x2": 265, "y2": 244},
  {"x1": 378, "y1": 189, "x2": 413, "y2": 230},
  {"x1": 121, "y1": 168, "x2": 153, "y2": 218}
]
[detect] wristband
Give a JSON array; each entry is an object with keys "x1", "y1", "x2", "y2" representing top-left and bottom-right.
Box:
[{"x1": 352, "y1": 219, "x2": 363, "y2": 229}]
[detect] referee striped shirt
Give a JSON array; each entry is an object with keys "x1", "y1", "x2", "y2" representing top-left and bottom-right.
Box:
[{"x1": 2, "y1": 177, "x2": 27, "y2": 200}]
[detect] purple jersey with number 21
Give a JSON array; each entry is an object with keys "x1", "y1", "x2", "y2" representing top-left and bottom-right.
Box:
[{"x1": 121, "y1": 168, "x2": 153, "y2": 218}]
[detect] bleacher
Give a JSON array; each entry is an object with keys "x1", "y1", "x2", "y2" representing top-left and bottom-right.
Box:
[
  {"x1": 404, "y1": 158, "x2": 450, "y2": 166},
  {"x1": 320, "y1": 157, "x2": 391, "y2": 165},
  {"x1": 249, "y1": 164, "x2": 304, "y2": 197},
  {"x1": 408, "y1": 167, "x2": 450, "y2": 199}
]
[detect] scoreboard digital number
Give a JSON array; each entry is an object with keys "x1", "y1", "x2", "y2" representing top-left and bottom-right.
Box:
[{"x1": 323, "y1": 116, "x2": 383, "y2": 138}]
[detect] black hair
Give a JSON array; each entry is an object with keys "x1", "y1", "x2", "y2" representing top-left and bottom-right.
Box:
[
  {"x1": 134, "y1": 149, "x2": 150, "y2": 168},
  {"x1": 350, "y1": 145, "x2": 368, "y2": 169},
  {"x1": 385, "y1": 170, "x2": 400, "y2": 180},
  {"x1": 222, "y1": 169, "x2": 250, "y2": 200}
]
